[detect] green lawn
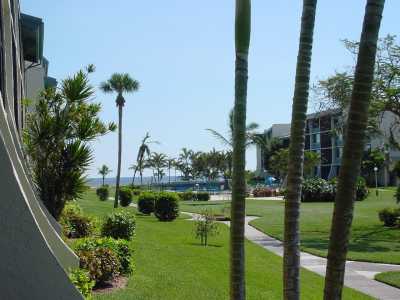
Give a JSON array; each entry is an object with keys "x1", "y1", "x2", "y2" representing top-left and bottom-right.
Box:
[
  {"x1": 375, "y1": 271, "x2": 400, "y2": 289},
  {"x1": 76, "y1": 190, "x2": 371, "y2": 299},
  {"x1": 180, "y1": 188, "x2": 400, "y2": 264}
]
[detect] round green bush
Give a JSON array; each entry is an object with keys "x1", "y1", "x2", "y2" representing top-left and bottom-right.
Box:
[
  {"x1": 74, "y1": 237, "x2": 133, "y2": 275},
  {"x1": 301, "y1": 178, "x2": 335, "y2": 202},
  {"x1": 178, "y1": 190, "x2": 194, "y2": 201},
  {"x1": 119, "y1": 187, "x2": 133, "y2": 207},
  {"x1": 138, "y1": 191, "x2": 156, "y2": 215},
  {"x1": 96, "y1": 185, "x2": 109, "y2": 201},
  {"x1": 196, "y1": 192, "x2": 210, "y2": 201},
  {"x1": 395, "y1": 185, "x2": 400, "y2": 204},
  {"x1": 60, "y1": 202, "x2": 93, "y2": 238},
  {"x1": 77, "y1": 247, "x2": 121, "y2": 285},
  {"x1": 101, "y1": 211, "x2": 136, "y2": 240},
  {"x1": 154, "y1": 192, "x2": 179, "y2": 221},
  {"x1": 69, "y1": 268, "x2": 94, "y2": 298},
  {"x1": 355, "y1": 176, "x2": 369, "y2": 201},
  {"x1": 378, "y1": 207, "x2": 400, "y2": 227}
]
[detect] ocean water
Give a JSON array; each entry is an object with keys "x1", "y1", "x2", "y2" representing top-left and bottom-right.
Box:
[{"x1": 86, "y1": 176, "x2": 182, "y2": 188}]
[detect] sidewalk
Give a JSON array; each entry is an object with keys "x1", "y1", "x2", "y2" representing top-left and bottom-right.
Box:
[{"x1": 184, "y1": 212, "x2": 400, "y2": 300}]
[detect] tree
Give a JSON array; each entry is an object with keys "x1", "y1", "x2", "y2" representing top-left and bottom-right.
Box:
[
  {"x1": 206, "y1": 108, "x2": 259, "y2": 148},
  {"x1": 177, "y1": 148, "x2": 194, "y2": 180},
  {"x1": 100, "y1": 73, "x2": 139, "y2": 208},
  {"x1": 230, "y1": 1, "x2": 251, "y2": 299},
  {"x1": 98, "y1": 165, "x2": 112, "y2": 186},
  {"x1": 135, "y1": 132, "x2": 158, "y2": 185},
  {"x1": 25, "y1": 67, "x2": 115, "y2": 219},
  {"x1": 128, "y1": 164, "x2": 137, "y2": 185},
  {"x1": 252, "y1": 135, "x2": 285, "y2": 172},
  {"x1": 324, "y1": 1, "x2": 385, "y2": 299},
  {"x1": 147, "y1": 152, "x2": 167, "y2": 183},
  {"x1": 284, "y1": 1, "x2": 317, "y2": 299}
]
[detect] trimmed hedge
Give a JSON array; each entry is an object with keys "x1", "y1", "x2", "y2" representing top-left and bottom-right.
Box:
[
  {"x1": 119, "y1": 187, "x2": 133, "y2": 207},
  {"x1": 137, "y1": 191, "x2": 156, "y2": 215},
  {"x1": 154, "y1": 192, "x2": 180, "y2": 221},
  {"x1": 196, "y1": 192, "x2": 210, "y2": 201},
  {"x1": 96, "y1": 185, "x2": 109, "y2": 201},
  {"x1": 253, "y1": 187, "x2": 277, "y2": 197},
  {"x1": 178, "y1": 190, "x2": 194, "y2": 201},
  {"x1": 101, "y1": 211, "x2": 136, "y2": 240},
  {"x1": 378, "y1": 208, "x2": 400, "y2": 227}
]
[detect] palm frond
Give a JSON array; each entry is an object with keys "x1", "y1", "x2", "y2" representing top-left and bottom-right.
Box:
[{"x1": 206, "y1": 129, "x2": 232, "y2": 147}]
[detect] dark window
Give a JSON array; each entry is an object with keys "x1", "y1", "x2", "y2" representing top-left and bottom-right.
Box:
[
  {"x1": 305, "y1": 135, "x2": 310, "y2": 150},
  {"x1": 321, "y1": 148, "x2": 332, "y2": 165},
  {"x1": 321, "y1": 166, "x2": 330, "y2": 180},
  {"x1": 321, "y1": 132, "x2": 332, "y2": 148},
  {"x1": 320, "y1": 115, "x2": 331, "y2": 131},
  {"x1": 310, "y1": 118, "x2": 319, "y2": 130}
]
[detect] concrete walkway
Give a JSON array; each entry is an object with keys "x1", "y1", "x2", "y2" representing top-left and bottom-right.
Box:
[{"x1": 184, "y1": 212, "x2": 400, "y2": 300}]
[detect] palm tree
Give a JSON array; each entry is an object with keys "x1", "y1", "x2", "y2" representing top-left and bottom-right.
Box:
[
  {"x1": 167, "y1": 158, "x2": 176, "y2": 185},
  {"x1": 230, "y1": 1, "x2": 251, "y2": 299},
  {"x1": 324, "y1": 1, "x2": 385, "y2": 299},
  {"x1": 135, "y1": 132, "x2": 158, "y2": 185},
  {"x1": 177, "y1": 148, "x2": 194, "y2": 180},
  {"x1": 98, "y1": 165, "x2": 112, "y2": 186},
  {"x1": 147, "y1": 152, "x2": 167, "y2": 183},
  {"x1": 206, "y1": 108, "x2": 259, "y2": 149},
  {"x1": 283, "y1": 1, "x2": 317, "y2": 299},
  {"x1": 100, "y1": 73, "x2": 139, "y2": 208},
  {"x1": 129, "y1": 164, "x2": 137, "y2": 185}
]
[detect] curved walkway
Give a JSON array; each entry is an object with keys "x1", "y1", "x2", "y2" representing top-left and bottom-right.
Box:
[{"x1": 184, "y1": 212, "x2": 400, "y2": 300}]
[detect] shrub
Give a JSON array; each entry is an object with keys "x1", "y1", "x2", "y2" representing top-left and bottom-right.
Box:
[
  {"x1": 193, "y1": 209, "x2": 220, "y2": 246},
  {"x1": 137, "y1": 191, "x2": 156, "y2": 215},
  {"x1": 154, "y1": 192, "x2": 179, "y2": 221},
  {"x1": 378, "y1": 208, "x2": 400, "y2": 227},
  {"x1": 101, "y1": 211, "x2": 136, "y2": 240},
  {"x1": 178, "y1": 189, "x2": 194, "y2": 201},
  {"x1": 77, "y1": 248, "x2": 120, "y2": 285},
  {"x1": 119, "y1": 187, "x2": 133, "y2": 207},
  {"x1": 395, "y1": 185, "x2": 400, "y2": 204},
  {"x1": 301, "y1": 178, "x2": 335, "y2": 202},
  {"x1": 69, "y1": 268, "x2": 94, "y2": 299},
  {"x1": 131, "y1": 187, "x2": 142, "y2": 196},
  {"x1": 96, "y1": 185, "x2": 109, "y2": 201},
  {"x1": 74, "y1": 237, "x2": 133, "y2": 275},
  {"x1": 61, "y1": 202, "x2": 93, "y2": 238},
  {"x1": 196, "y1": 192, "x2": 210, "y2": 201},
  {"x1": 253, "y1": 187, "x2": 277, "y2": 197},
  {"x1": 355, "y1": 176, "x2": 369, "y2": 201}
]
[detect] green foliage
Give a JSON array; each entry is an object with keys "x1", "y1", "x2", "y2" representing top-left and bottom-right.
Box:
[
  {"x1": 74, "y1": 237, "x2": 133, "y2": 275},
  {"x1": 101, "y1": 211, "x2": 136, "y2": 240},
  {"x1": 98, "y1": 165, "x2": 111, "y2": 186},
  {"x1": 154, "y1": 192, "x2": 180, "y2": 221},
  {"x1": 196, "y1": 192, "x2": 210, "y2": 201},
  {"x1": 69, "y1": 268, "x2": 94, "y2": 299},
  {"x1": 178, "y1": 190, "x2": 194, "y2": 201},
  {"x1": 96, "y1": 185, "x2": 109, "y2": 201},
  {"x1": 355, "y1": 176, "x2": 369, "y2": 201},
  {"x1": 60, "y1": 202, "x2": 93, "y2": 238},
  {"x1": 378, "y1": 207, "x2": 400, "y2": 227},
  {"x1": 396, "y1": 185, "x2": 400, "y2": 204},
  {"x1": 193, "y1": 209, "x2": 220, "y2": 246},
  {"x1": 137, "y1": 191, "x2": 156, "y2": 215},
  {"x1": 119, "y1": 187, "x2": 133, "y2": 207},
  {"x1": 77, "y1": 247, "x2": 121, "y2": 285},
  {"x1": 24, "y1": 67, "x2": 115, "y2": 219},
  {"x1": 301, "y1": 178, "x2": 336, "y2": 202}
]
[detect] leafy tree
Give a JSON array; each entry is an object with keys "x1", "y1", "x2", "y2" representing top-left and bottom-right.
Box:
[
  {"x1": 129, "y1": 164, "x2": 137, "y2": 185},
  {"x1": 230, "y1": 1, "x2": 251, "y2": 299},
  {"x1": 324, "y1": 1, "x2": 385, "y2": 298},
  {"x1": 283, "y1": 1, "x2": 317, "y2": 298},
  {"x1": 361, "y1": 148, "x2": 385, "y2": 178},
  {"x1": 25, "y1": 67, "x2": 115, "y2": 219},
  {"x1": 98, "y1": 164, "x2": 112, "y2": 186},
  {"x1": 206, "y1": 108, "x2": 259, "y2": 148},
  {"x1": 193, "y1": 209, "x2": 220, "y2": 246},
  {"x1": 176, "y1": 148, "x2": 194, "y2": 180},
  {"x1": 100, "y1": 73, "x2": 140, "y2": 208}
]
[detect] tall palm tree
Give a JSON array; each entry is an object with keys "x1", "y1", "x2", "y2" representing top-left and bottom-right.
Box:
[
  {"x1": 283, "y1": 1, "x2": 317, "y2": 299},
  {"x1": 147, "y1": 152, "x2": 167, "y2": 183},
  {"x1": 135, "y1": 132, "x2": 158, "y2": 185},
  {"x1": 167, "y1": 158, "x2": 176, "y2": 185},
  {"x1": 206, "y1": 108, "x2": 259, "y2": 148},
  {"x1": 178, "y1": 148, "x2": 194, "y2": 180},
  {"x1": 98, "y1": 165, "x2": 112, "y2": 186},
  {"x1": 100, "y1": 73, "x2": 140, "y2": 208},
  {"x1": 129, "y1": 164, "x2": 137, "y2": 185},
  {"x1": 324, "y1": 1, "x2": 385, "y2": 299},
  {"x1": 230, "y1": 1, "x2": 251, "y2": 299}
]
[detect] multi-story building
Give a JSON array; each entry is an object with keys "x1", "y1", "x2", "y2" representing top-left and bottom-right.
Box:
[
  {"x1": 256, "y1": 109, "x2": 400, "y2": 185},
  {"x1": 0, "y1": 2, "x2": 82, "y2": 299}
]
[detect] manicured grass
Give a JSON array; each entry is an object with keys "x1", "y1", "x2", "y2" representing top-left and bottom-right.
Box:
[
  {"x1": 375, "y1": 271, "x2": 400, "y2": 289},
  {"x1": 180, "y1": 189, "x2": 400, "y2": 264},
  {"x1": 76, "y1": 190, "x2": 371, "y2": 299}
]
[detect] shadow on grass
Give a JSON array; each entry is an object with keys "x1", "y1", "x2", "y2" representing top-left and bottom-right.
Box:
[{"x1": 187, "y1": 242, "x2": 223, "y2": 248}]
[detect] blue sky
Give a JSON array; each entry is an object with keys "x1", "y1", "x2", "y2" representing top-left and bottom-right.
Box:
[{"x1": 22, "y1": 1, "x2": 400, "y2": 177}]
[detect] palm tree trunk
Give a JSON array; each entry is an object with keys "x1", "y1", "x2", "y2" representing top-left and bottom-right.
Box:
[
  {"x1": 324, "y1": 1, "x2": 385, "y2": 299},
  {"x1": 114, "y1": 104, "x2": 123, "y2": 208},
  {"x1": 284, "y1": 2, "x2": 317, "y2": 299},
  {"x1": 132, "y1": 168, "x2": 137, "y2": 185},
  {"x1": 102, "y1": 175, "x2": 105, "y2": 186},
  {"x1": 230, "y1": 1, "x2": 250, "y2": 300}
]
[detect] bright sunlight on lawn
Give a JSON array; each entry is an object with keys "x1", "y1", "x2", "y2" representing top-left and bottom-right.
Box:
[
  {"x1": 181, "y1": 188, "x2": 400, "y2": 264},
  {"x1": 76, "y1": 189, "x2": 371, "y2": 300}
]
